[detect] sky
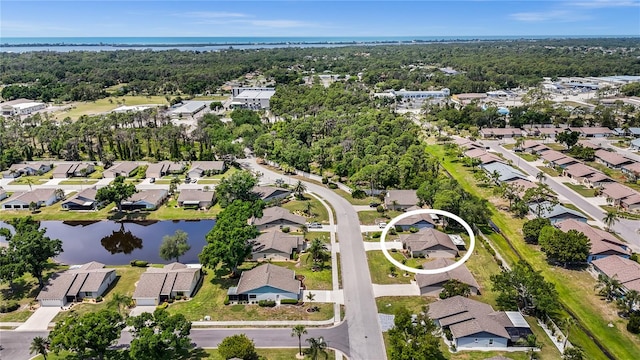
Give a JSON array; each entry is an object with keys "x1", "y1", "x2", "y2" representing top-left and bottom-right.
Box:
[{"x1": 1, "y1": 0, "x2": 639, "y2": 38}]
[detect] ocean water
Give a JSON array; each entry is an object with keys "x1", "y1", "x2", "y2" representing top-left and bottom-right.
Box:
[{"x1": 1, "y1": 35, "x2": 635, "y2": 53}]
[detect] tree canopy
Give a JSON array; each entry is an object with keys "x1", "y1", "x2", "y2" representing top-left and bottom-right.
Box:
[
  {"x1": 215, "y1": 170, "x2": 260, "y2": 208},
  {"x1": 95, "y1": 175, "x2": 137, "y2": 211},
  {"x1": 388, "y1": 307, "x2": 446, "y2": 360},
  {"x1": 217, "y1": 334, "x2": 259, "y2": 360},
  {"x1": 127, "y1": 308, "x2": 192, "y2": 360},
  {"x1": 538, "y1": 227, "x2": 591, "y2": 267}
]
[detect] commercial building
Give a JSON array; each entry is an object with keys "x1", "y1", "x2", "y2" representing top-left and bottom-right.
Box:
[
  {"x1": 1, "y1": 99, "x2": 46, "y2": 116},
  {"x1": 231, "y1": 87, "x2": 276, "y2": 110}
]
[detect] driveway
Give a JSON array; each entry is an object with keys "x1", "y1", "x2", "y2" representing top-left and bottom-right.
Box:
[
  {"x1": 302, "y1": 290, "x2": 344, "y2": 305},
  {"x1": 363, "y1": 241, "x2": 402, "y2": 251},
  {"x1": 361, "y1": 225, "x2": 384, "y2": 233},
  {"x1": 372, "y1": 284, "x2": 420, "y2": 297},
  {"x1": 15, "y1": 307, "x2": 60, "y2": 331},
  {"x1": 128, "y1": 305, "x2": 157, "y2": 317}
]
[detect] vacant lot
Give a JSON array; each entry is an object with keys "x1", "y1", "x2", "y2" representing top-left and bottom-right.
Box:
[{"x1": 53, "y1": 96, "x2": 168, "y2": 120}]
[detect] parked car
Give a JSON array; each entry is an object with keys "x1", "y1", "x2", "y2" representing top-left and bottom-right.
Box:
[
  {"x1": 378, "y1": 222, "x2": 388, "y2": 229},
  {"x1": 149, "y1": 177, "x2": 155, "y2": 183},
  {"x1": 307, "y1": 222, "x2": 322, "y2": 229},
  {"x1": 369, "y1": 202, "x2": 381, "y2": 208}
]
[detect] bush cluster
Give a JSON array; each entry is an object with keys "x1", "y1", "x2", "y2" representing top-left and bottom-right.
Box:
[
  {"x1": 280, "y1": 299, "x2": 299, "y2": 305},
  {"x1": 258, "y1": 300, "x2": 276, "y2": 307},
  {"x1": 0, "y1": 301, "x2": 20, "y2": 313},
  {"x1": 282, "y1": 227, "x2": 290, "y2": 233},
  {"x1": 224, "y1": 296, "x2": 230, "y2": 305},
  {"x1": 327, "y1": 182, "x2": 338, "y2": 189},
  {"x1": 130, "y1": 260, "x2": 149, "y2": 267}
]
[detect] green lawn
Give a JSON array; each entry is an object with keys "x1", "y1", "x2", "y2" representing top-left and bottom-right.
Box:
[
  {"x1": 465, "y1": 234, "x2": 504, "y2": 307},
  {"x1": 0, "y1": 264, "x2": 68, "y2": 322},
  {"x1": 366, "y1": 251, "x2": 421, "y2": 284},
  {"x1": 332, "y1": 189, "x2": 378, "y2": 205},
  {"x1": 376, "y1": 296, "x2": 432, "y2": 315},
  {"x1": 51, "y1": 266, "x2": 148, "y2": 323},
  {"x1": 206, "y1": 166, "x2": 240, "y2": 180},
  {"x1": 545, "y1": 143, "x2": 566, "y2": 151},
  {"x1": 357, "y1": 210, "x2": 403, "y2": 225},
  {"x1": 429, "y1": 143, "x2": 640, "y2": 360},
  {"x1": 537, "y1": 166, "x2": 560, "y2": 177},
  {"x1": 281, "y1": 196, "x2": 329, "y2": 224},
  {"x1": 58, "y1": 179, "x2": 99, "y2": 185},
  {"x1": 53, "y1": 96, "x2": 168, "y2": 120},
  {"x1": 274, "y1": 254, "x2": 333, "y2": 290},
  {"x1": 304, "y1": 231, "x2": 331, "y2": 243},
  {"x1": 167, "y1": 267, "x2": 333, "y2": 322},
  {"x1": 601, "y1": 205, "x2": 640, "y2": 220},
  {"x1": 517, "y1": 152, "x2": 539, "y2": 162},
  {"x1": 8, "y1": 172, "x2": 53, "y2": 185},
  {"x1": 563, "y1": 182, "x2": 596, "y2": 197},
  {"x1": 0, "y1": 203, "x2": 115, "y2": 221},
  {"x1": 196, "y1": 179, "x2": 220, "y2": 184}
]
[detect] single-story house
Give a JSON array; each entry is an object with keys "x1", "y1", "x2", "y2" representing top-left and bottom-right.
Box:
[
  {"x1": 453, "y1": 138, "x2": 484, "y2": 151},
  {"x1": 621, "y1": 162, "x2": 640, "y2": 181},
  {"x1": 3, "y1": 162, "x2": 52, "y2": 178},
  {"x1": 145, "y1": 161, "x2": 185, "y2": 178},
  {"x1": 103, "y1": 162, "x2": 139, "y2": 178},
  {"x1": 592, "y1": 256, "x2": 640, "y2": 293},
  {"x1": 479, "y1": 128, "x2": 523, "y2": 139},
  {"x1": 251, "y1": 206, "x2": 306, "y2": 231},
  {"x1": 600, "y1": 182, "x2": 637, "y2": 206},
  {"x1": 563, "y1": 163, "x2": 596, "y2": 183},
  {"x1": 506, "y1": 178, "x2": 537, "y2": 197},
  {"x1": 529, "y1": 201, "x2": 587, "y2": 224},
  {"x1": 428, "y1": 296, "x2": 532, "y2": 349},
  {"x1": 2, "y1": 188, "x2": 60, "y2": 210},
  {"x1": 121, "y1": 189, "x2": 168, "y2": 211},
  {"x1": 227, "y1": 263, "x2": 302, "y2": 303},
  {"x1": 555, "y1": 219, "x2": 630, "y2": 262},
  {"x1": 583, "y1": 172, "x2": 613, "y2": 188},
  {"x1": 187, "y1": 161, "x2": 226, "y2": 178},
  {"x1": 577, "y1": 140, "x2": 600, "y2": 150},
  {"x1": 571, "y1": 127, "x2": 614, "y2": 138},
  {"x1": 553, "y1": 156, "x2": 579, "y2": 169},
  {"x1": 621, "y1": 194, "x2": 640, "y2": 211},
  {"x1": 53, "y1": 162, "x2": 95, "y2": 178},
  {"x1": 133, "y1": 263, "x2": 202, "y2": 306},
  {"x1": 61, "y1": 187, "x2": 99, "y2": 211},
  {"x1": 480, "y1": 162, "x2": 528, "y2": 183},
  {"x1": 416, "y1": 258, "x2": 480, "y2": 296},
  {"x1": 595, "y1": 150, "x2": 633, "y2": 169},
  {"x1": 37, "y1": 262, "x2": 116, "y2": 307},
  {"x1": 253, "y1": 186, "x2": 292, "y2": 202},
  {"x1": 520, "y1": 140, "x2": 541, "y2": 152},
  {"x1": 540, "y1": 150, "x2": 568, "y2": 165},
  {"x1": 400, "y1": 228, "x2": 459, "y2": 258},
  {"x1": 464, "y1": 148, "x2": 489, "y2": 159},
  {"x1": 531, "y1": 127, "x2": 564, "y2": 140},
  {"x1": 250, "y1": 229, "x2": 304, "y2": 261},
  {"x1": 395, "y1": 213, "x2": 436, "y2": 231},
  {"x1": 631, "y1": 138, "x2": 640, "y2": 150},
  {"x1": 384, "y1": 190, "x2": 419, "y2": 210},
  {"x1": 177, "y1": 189, "x2": 214, "y2": 209}
]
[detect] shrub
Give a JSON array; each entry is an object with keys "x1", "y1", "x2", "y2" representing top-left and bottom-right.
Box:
[
  {"x1": 130, "y1": 260, "x2": 148, "y2": 267},
  {"x1": 389, "y1": 228, "x2": 397, "y2": 235},
  {"x1": 351, "y1": 189, "x2": 366, "y2": 199},
  {"x1": 372, "y1": 232, "x2": 381, "y2": 238},
  {"x1": 224, "y1": 296, "x2": 230, "y2": 305},
  {"x1": 168, "y1": 298, "x2": 174, "y2": 304},
  {"x1": 376, "y1": 205, "x2": 384, "y2": 213},
  {"x1": 156, "y1": 302, "x2": 169, "y2": 310},
  {"x1": 281, "y1": 227, "x2": 290, "y2": 233},
  {"x1": 95, "y1": 296, "x2": 103, "y2": 302},
  {"x1": 409, "y1": 227, "x2": 419, "y2": 233},
  {"x1": 628, "y1": 311, "x2": 640, "y2": 334},
  {"x1": 280, "y1": 299, "x2": 299, "y2": 305},
  {"x1": 258, "y1": 300, "x2": 276, "y2": 307},
  {"x1": 630, "y1": 253, "x2": 639, "y2": 263},
  {"x1": 495, "y1": 258, "x2": 503, "y2": 267},
  {"x1": 0, "y1": 301, "x2": 19, "y2": 313},
  {"x1": 321, "y1": 177, "x2": 329, "y2": 184},
  {"x1": 327, "y1": 182, "x2": 338, "y2": 189}
]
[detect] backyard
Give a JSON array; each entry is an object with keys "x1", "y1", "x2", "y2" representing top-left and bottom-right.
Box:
[{"x1": 281, "y1": 196, "x2": 330, "y2": 224}]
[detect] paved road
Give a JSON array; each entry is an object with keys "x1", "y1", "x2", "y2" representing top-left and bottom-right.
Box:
[
  {"x1": 0, "y1": 323, "x2": 349, "y2": 360},
  {"x1": 241, "y1": 158, "x2": 387, "y2": 360},
  {"x1": 486, "y1": 141, "x2": 640, "y2": 251}
]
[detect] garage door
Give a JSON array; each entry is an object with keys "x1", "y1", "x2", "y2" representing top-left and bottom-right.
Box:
[
  {"x1": 135, "y1": 298, "x2": 158, "y2": 306},
  {"x1": 40, "y1": 299, "x2": 64, "y2": 307}
]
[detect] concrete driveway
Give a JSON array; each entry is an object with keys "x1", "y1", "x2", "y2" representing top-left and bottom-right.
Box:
[
  {"x1": 302, "y1": 290, "x2": 344, "y2": 305},
  {"x1": 15, "y1": 306, "x2": 60, "y2": 331},
  {"x1": 128, "y1": 305, "x2": 157, "y2": 317},
  {"x1": 372, "y1": 283, "x2": 420, "y2": 297},
  {"x1": 363, "y1": 241, "x2": 402, "y2": 251}
]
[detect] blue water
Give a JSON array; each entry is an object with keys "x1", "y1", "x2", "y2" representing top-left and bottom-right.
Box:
[{"x1": 2, "y1": 35, "x2": 636, "y2": 53}]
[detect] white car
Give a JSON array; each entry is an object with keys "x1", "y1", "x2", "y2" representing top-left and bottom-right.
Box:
[{"x1": 378, "y1": 222, "x2": 388, "y2": 228}]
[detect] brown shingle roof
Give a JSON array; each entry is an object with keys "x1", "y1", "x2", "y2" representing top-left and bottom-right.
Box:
[
  {"x1": 428, "y1": 296, "x2": 511, "y2": 339},
  {"x1": 133, "y1": 263, "x2": 199, "y2": 299},
  {"x1": 415, "y1": 258, "x2": 480, "y2": 290},
  {"x1": 7, "y1": 188, "x2": 56, "y2": 204},
  {"x1": 449, "y1": 315, "x2": 510, "y2": 339},
  {"x1": 400, "y1": 228, "x2": 458, "y2": 252},
  {"x1": 385, "y1": 190, "x2": 419, "y2": 207},
  {"x1": 480, "y1": 128, "x2": 522, "y2": 136},
  {"x1": 252, "y1": 206, "x2": 306, "y2": 226},
  {"x1": 236, "y1": 264, "x2": 300, "y2": 294},
  {"x1": 124, "y1": 189, "x2": 167, "y2": 206},
  {"x1": 540, "y1": 150, "x2": 567, "y2": 162},
  {"x1": 564, "y1": 163, "x2": 597, "y2": 178},
  {"x1": 595, "y1": 150, "x2": 632, "y2": 166},
  {"x1": 602, "y1": 182, "x2": 637, "y2": 200},
  {"x1": 592, "y1": 256, "x2": 640, "y2": 292},
  {"x1": 252, "y1": 229, "x2": 302, "y2": 254},
  {"x1": 555, "y1": 219, "x2": 629, "y2": 256},
  {"x1": 622, "y1": 162, "x2": 640, "y2": 175},
  {"x1": 37, "y1": 262, "x2": 114, "y2": 301}
]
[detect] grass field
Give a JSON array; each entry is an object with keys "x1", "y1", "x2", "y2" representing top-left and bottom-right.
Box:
[
  {"x1": 275, "y1": 254, "x2": 333, "y2": 290},
  {"x1": 376, "y1": 296, "x2": 432, "y2": 315},
  {"x1": 428, "y1": 143, "x2": 640, "y2": 360},
  {"x1": 537, "y1": 166, "x2": 561, "y2": 177},
  {"x1": 53, "y1": 96, "x2": 168, "y2": 120},
  {"x1": 281, "y1": 196, "x2": 329, "y2": 224},
  {"x1": 563, "y1": 182, "x2": 596, "y2": 197},
  {"x1": 8, "y1": 172, "x2": 53, "y2": 185},
  {"x1": 366, "y1": 251, "x2": 421, "y2": 284},
  {"x1": 58, "y1": 179, "x2": 99, "y2": 185},
  {"x1": 517, "y1": 152, "x2": 539, "y2": 162},
  {"x1": 167, "y1": 267, "x2": 333, "y2": 322},
  {"x1": 357, "y1": 210, "x2": 403, "y2": 225}
]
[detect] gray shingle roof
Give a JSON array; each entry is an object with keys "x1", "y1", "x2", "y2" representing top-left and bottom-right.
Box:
[
  {"x1": 428, "y1": 296, "x2": 512, "y2": 339},
  {"x1": 133, "y1": 263, "x2": 199, "y2": 299},
  {"x1": 400, "y1": 228, "x2": 458, "y2": 252},
  {"x1": 252, "y1": 206, "x2": 306, "y2": 226},
  {"x1": 416, "y1": 258, "x2": 480, "y2": 290},
  {"x1": 385, "y1": 190, "x2": 418, "y2": 207},
  {"x1": 236, "y1": 264, "x2": 300, "y2": 294},
  {"x1": 37, "y1": 262, "x2": 114, "y2": 301},
  {"x1": 252, "y1": 230, "x2": 302, "y2": 254},
  {"x1": 177, "y1": 189, "x2": 214, "y2": 203},
  {"x1": 253, "y1": 186, "x2": 291, "y2": 201}
]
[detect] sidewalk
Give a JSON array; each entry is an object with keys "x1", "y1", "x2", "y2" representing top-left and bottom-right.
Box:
[{"x1": 192, "y1": 318, "x2": 337, "y2": 327}]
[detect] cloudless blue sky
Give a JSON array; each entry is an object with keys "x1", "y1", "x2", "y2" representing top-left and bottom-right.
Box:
[{"x1": 2, "y1": 1, "x2": 639, "y2": 38}]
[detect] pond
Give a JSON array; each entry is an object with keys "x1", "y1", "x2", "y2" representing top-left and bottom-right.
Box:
[{"x1": 0, "y1": 220, "x2": 215, "y2": 265}]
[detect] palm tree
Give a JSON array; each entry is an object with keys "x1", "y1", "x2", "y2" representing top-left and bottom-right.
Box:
[
  {"x1": 561, "y1": 317, "x2": 575, "y2": 350},
  {"x1": 594, "y1": 274, "x2": 622, "y2": 301},
  {"x1": 291, "y1": 325, "x2": 308, "y2": 356},
  {"x1": 25, "y1": 177, "x2": 34, "y2": 191},
  {"x1": 109, "y1": 293, "x2": 133, "y2": 316},
  {"x1": 306, "y1": 238, "x2": 328, "y2": 264},
  {"x1": 306, "y1": 337, "x2": 328, "y2": 360},
  {"x1": 616, "y1": 289, "x2": 639, "y2": 316},
  {"x1": 293, "y1": 180, "x2": 307, "y2": 199},
  {"x1": 29, "y1": 336, "x2": 49, "y2": 360},
  {"x1": 536, "y1": 171, "x2": 546, "y2": 183},
  {"x1": 602, "y1": 210, "x2": 620, "y2": 232},
  {"x1": 306, "y1": 292, "x2": 316, "y2": 302},
  {"x1": 305, "y1": 201, "x2": 314, "y2": 217}
]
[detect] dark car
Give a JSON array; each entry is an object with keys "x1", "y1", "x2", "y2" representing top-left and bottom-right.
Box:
[{"x1": 369, "y1": 202, "x2": 381, "y2": 208}]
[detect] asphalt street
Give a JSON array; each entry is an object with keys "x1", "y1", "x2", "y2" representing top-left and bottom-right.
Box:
[{"x1": 486, "y1": 141, "x2": 640, "y2": 251}]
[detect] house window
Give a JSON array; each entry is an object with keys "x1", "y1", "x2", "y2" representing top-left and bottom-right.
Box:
[
  {"x1": 489, "y1": 339, "x2": 493, "y2": 345},
  {"x1": 249, "y1": 295, "x2": 257, "y2": 299},
  {"x1": 474, "y1": 338, "x2": 478, "y2": 343}
]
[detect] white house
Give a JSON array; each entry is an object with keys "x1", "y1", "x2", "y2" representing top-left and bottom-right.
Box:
[
  {"x1": 37, "y1": 262, "x2": 116, "y2": 307},
  {"x1": 231, "y1": 88, "x2": 276, "y2": 110},
  {"x1": 227, "y1": 264, "x2": 301, "y2": 304},
  {"x1": 1, "y1": 99, "x2": 46, "y2": 116}
]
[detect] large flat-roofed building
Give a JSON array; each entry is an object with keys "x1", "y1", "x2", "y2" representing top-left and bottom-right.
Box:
[
  {"x1": 231, "y1": 87, "x2": 273, "y2": 97},
  {"x1": 231, "y1": 87, "x2": 276, "y2": 110},
  {"x1": 1, "y1": 99, "x2": 46, "y2": 116},
  {"x1": 170, "y1": 101, "x2": 208, "y2": 117}
]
